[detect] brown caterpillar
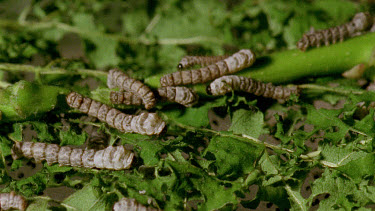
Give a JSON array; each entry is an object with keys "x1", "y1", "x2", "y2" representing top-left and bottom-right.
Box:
[
  {"x1": 12, "y1": 142, "x2": 134, "y2": 170},
  {"x1": 297, "y1": 12, "x2": 373, "y2": 51},
  {"x1": 178, "y1": 55, "x2": 229, "y2": 69},
  {"x1": 0, "y1": 191, "x2": 27, "y2": 211},
  {"x1": 107, "y1": 69, "x2": 156, "y2": 109},
  {"x1": 206, "y1": 75, "x2": 299, "y2": 100},
  {"x1": 113, "y1": 198, "x2": 158, "y2": 211},
  {"x1": 160, "y1": 49, "x2": 256, "y2": 87},
  {"x1": 110, "y1": 91, "x2": 143, "y2": 106},
  {"x1": 66, "y1": 92, "x2": 166, "y2": 135},
  {"x1": 157, "y1": 86, "x2": 199, "y2": 107}
]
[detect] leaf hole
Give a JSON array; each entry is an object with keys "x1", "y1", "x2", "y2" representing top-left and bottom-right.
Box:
[{"x1": 266, "y1": 202, "x2": 273, "y2": 208}]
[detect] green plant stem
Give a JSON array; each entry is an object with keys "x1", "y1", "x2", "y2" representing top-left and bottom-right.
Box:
[
  {"x1": 297, "y1": 84, "x2": 364, "y2": 95},
  {"x1": 0, "y1": 18, "x2": 223, "y2": 45},
  {"x1": 145, "y1": 33, "x2": 375, "y2": 96},
  {"x1": 0, "y1": 63, "x2": 107, "y2": 78}
]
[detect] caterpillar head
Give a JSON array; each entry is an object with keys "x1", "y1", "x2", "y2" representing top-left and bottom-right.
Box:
[{"x1": 352, "y1": 12, "x2": 373, "y2": 31}]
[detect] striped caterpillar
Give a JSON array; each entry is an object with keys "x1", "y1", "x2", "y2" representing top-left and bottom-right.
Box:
[
  {"x1": 66, "y1": 92, "x2": 166, "y2": 135},
  {"x1": 297, "y1": 12, "x2": 373, "y2": 51},
  {"x1": 12, "y1": 142, "x2": 134, "y2": 170},
  {"x1": 0, "y1": 191, "x2": 27, "y2": 211},
  {"x1": 110, "y1": 91, "x2": 143, "y2": 106},
  {"x1": 178, "y1": 55, "x2": 229, "y2": 69},
  {"x1": 157, "y1": 86, "x2": 199, "y2": 107},
  {"x1": 107, "y1": 69, "x2": 156, "y2": 109},
  {"x1": 113, "y1": 198, "x2": 158, "y2": 211},
  {"x1": 160, "y1": 49, "x2": 256, "y2": 86},
  {"x1": 206, "y1": 75, "x2": 299, "y2": 100}
]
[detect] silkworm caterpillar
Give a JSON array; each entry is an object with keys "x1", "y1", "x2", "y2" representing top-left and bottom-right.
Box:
[
  {"x1": 297, "y1": 12, "x2": 373, "y2": 51},
  {"x1": 0, "y1": 191, "x2": 27, "y2": 211},
  {"x1": 160, "y1": 49, "x2": 256, "y2": 86},
  {"x1": 113, "y1": 198, "x2": 158, "y2": 211},
  {"x1": 12, "y1": 142, "x2": 134, "y2": 170},
  {"x1": 178, "y1": 55, "x2": 229, "y2": 69},
  {"x1": 66, "y1": 92, "x2": 166, "y2": 135},
  {"x1": 157, "y1": 86, "x2": 199, "y2": 107},
  {"x1": 206, "y1": 75, "x2": 299, "y2": 100},
  {"x1": 110, "y1": 91, "x2": 143, "y2": 106},
  {"x1": 107, "y1": 69, "x2": 156, "y2": 109}
]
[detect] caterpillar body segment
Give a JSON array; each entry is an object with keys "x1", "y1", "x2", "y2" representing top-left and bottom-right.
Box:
[
  {"x1": 178, "y1": 55, "x2": 229, "y2": 69},
  {"x1": 113, "y1": 198, "x2": 158, "y2": 211},
  {"x1": 0, "y1": 191, "x2": 27, "y2": 211},
  {"x1": 107, "y1": 69, "x2": 156, "y2": 109},
  {"x1": 11, "y1": 142, "x2": 134, "y2": 170},
  {"x1": 207, "y1": 75, "x2": 299, "y2": 100},
  {"x1": 110, "y1": 91, "x2": 143, "y2": 106},
  {"x1": 160, "y1": 49, "x2": 256, "y2": 86},
  {"x1": 297, "y1": 12, "x2": 373, "y2": 51},
  {"x1": 157, "y1": 86, "x2": 199, "y2": 107},
  {"x1": 66, "y1": 92, "x2": 166, "y2": 135}
]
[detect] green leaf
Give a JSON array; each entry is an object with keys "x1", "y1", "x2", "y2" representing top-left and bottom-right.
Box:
[
  {"x1": 162, "y1": 97, "x2": 226, "y2": 128},
  {"x1": 260, "y1": 1, "x2": 293, "y2": 36},
  {"x1": 313, "y1": 0, "x2": 359, "y2": 23},
  {"x1": 0, "y1": 136, "x2": 12, "y2": 157},
  {"x1": 26, "y1": 197, "x2": 49, "y2": 211},
  {"x1": 285, "y1": 184, "x2": 308, "y2": 211},
  {"x1": 305, "y1": 105, "x2": 349, "y2": 142},
  {"x1": 63, "y1": 184, "x2": 106, "y2": 211},
  {"x1": 204, "y1": 136, "x2": 264, "y2": 179},
  {"x1": 72, "y1": 13, "x2": 120, "y2": 68},
  {"x1": 59, "y1": 129, "x2": 87, "y2": 146},
  {"x1": 229, "y1": 109, "x2": 264, "y2": 138},
  {"x1": 308, "y1": 170, "x2": 371, "y2": 209}
]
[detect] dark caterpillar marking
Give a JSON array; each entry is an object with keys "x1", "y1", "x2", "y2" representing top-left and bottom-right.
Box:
[
  {"x1": 66, "y1": 92, "x2": 166, "y2": 135},
  {"x1": 107, "y1": 69, "x2": 156, "y2": 109},
  {"x1": 160, "y1": 49, "x2": 256, "y2": 86},
  {"x1": 207, "y1": 75, "x2": 299, "y2": 100},
  {"x1": 178, "y1": 55, "x2": 229, "y2": 69},
  {"x1": 12, "y1": 141, "x2": 134, "y2": 170},
  {"x1": 157, "y1": 86, "x2": 199, "y2": 107},
  {"x1": 297, "y1": 12, "x2": 373, "y2": 51}
]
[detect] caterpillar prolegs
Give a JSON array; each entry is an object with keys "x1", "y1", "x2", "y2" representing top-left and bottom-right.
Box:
[
  {"x1": 66, "y1": 92, "x2": 166, "y2": 135},
  {"x1": 12, "y1": 142, "x2": 134, "y2": 170},
  {"x1": 0, "y1": 191, "x2": 27, "y2": 211},
  {"x1": 178, "y1": 55, "x2": 229, "y2": 69},
  {"x1": 297, "y1": 12, "x2": 373, "y2": 51},
  {"x1": 207, "y1": 75, "x2": 299, "y2": 100},
  {"x1": 160, "y1": 49, "x2": 256, "y2": 86},
  {"x1": 113, "y1": 198, "x2": 158, "y2": 211},
  {"x1": 107, "y1": 69, "x2": 156, "y2": 109}
]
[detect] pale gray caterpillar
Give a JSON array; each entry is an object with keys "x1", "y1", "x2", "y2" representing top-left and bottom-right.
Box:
[
  {"x1": 178, "y1": 55, "x2": 229, "y2": 69},
  {"x1": 297, "y1": 12, "x2": 373, "y2": 51},
  {"x1": 207, "y1": 75, "x2": 299, "y2": 100},
  {"x1": 113, "y1": 198, "x2": 158, "y2": 211},
  {"x1": 11, "y1": 142, "x2": 134, "y2": 170},
  {"x1": 0, "y1": 191, "x2": 27, "y2": 211},
  {"x1": 107, "y1": 69, "x2": 156, "y2": 109},
  {"x1": 66, "y1": 92, "x2": 166, "y2": 135},
  {"x1": 157, "y1": 86, "x2": 199, "y2": 107},
  {"x1": 160, "y1": 49, "x2": 256, "y2": 86},
  {"x1": 110, "y1": 91, "x2": 143, "y2": 106}
]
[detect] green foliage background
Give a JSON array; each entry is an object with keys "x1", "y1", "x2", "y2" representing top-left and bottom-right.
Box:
[{"x1": 0, "y1": 0, "x2": 375, "y2": 210}]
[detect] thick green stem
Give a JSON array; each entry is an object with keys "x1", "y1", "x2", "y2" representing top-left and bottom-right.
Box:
[{"x1": 145, "y1": 33, "x2": 375, "y2": 96}]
